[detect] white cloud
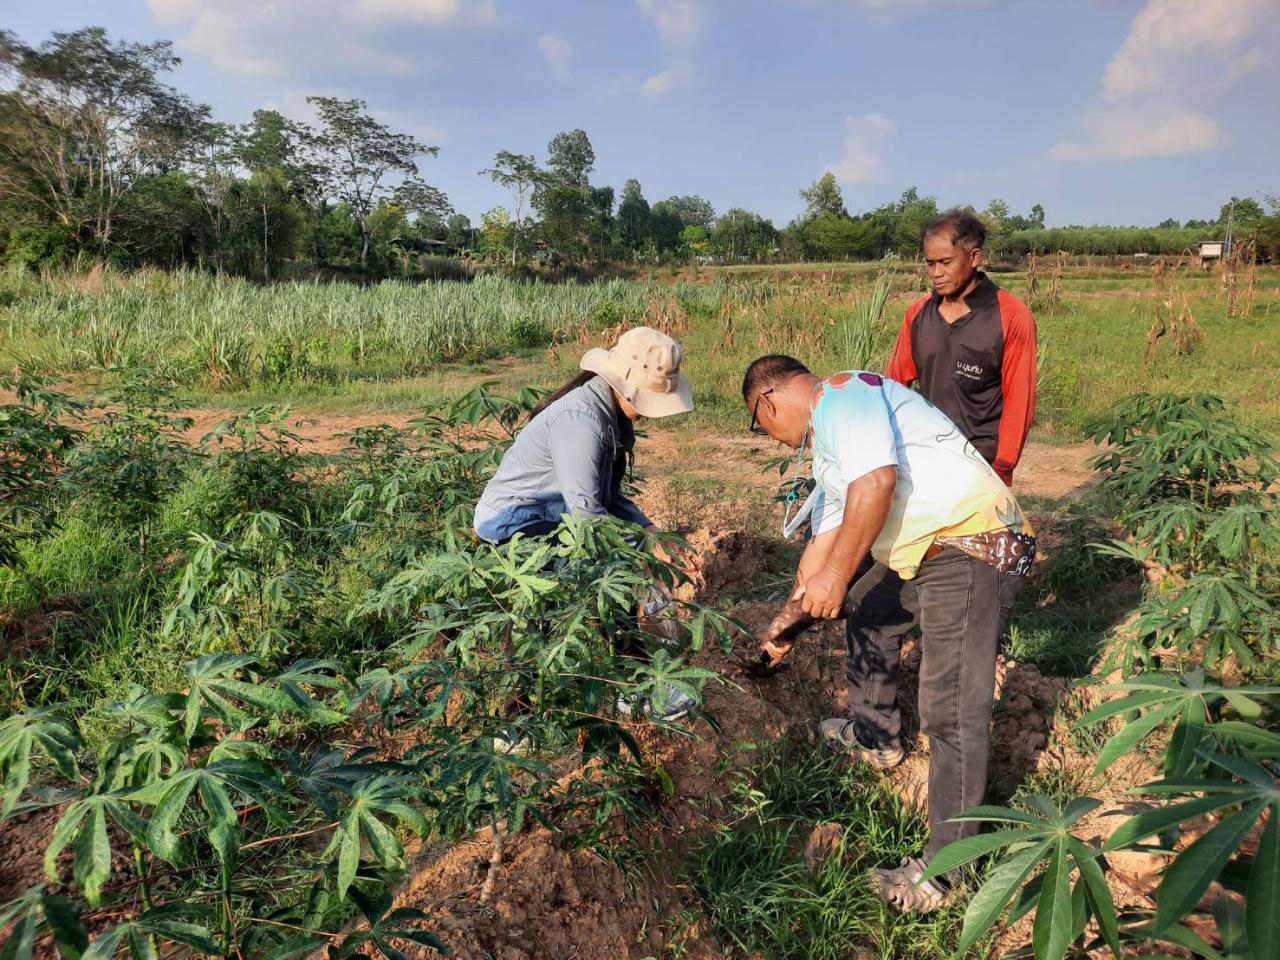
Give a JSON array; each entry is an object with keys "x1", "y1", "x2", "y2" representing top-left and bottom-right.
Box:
[
  {"x1": 634, "y1": 0, "x2": 702, "y2": 100},
  {"x1": 635, "y1": 0, "x2": 704, "y2": 48},
  {"x1": 641, "y1": 63, "x2": 693, "y2": 99},
  {"x1": 146, "y1": 0, "x2": 493, "y2": 79},
  {"x1": 354, "y1": 0, "x2": 461, "y2": 23},
  {"x1": 826, "y1": 112, "x2": 895, "y2": 182},
  {"x1": 1102, "y1": 0, "x2": 1267, "y2": 99},
  {"x1": 1049, "y1": 105, "x2": 1223, "y2": 161},
  {"x1": 1051, "y1": 0, "x2": 1273, "y2": 163},
  {"x1": 538, "y1": 33, "x2": 572, "y2": 80}
]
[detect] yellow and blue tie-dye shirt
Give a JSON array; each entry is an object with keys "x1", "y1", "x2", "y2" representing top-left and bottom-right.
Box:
[{"x1": 807, "y1": 371, "x2": 1035, "y2": 580}]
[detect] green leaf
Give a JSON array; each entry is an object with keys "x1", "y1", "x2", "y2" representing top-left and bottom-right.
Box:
[
  {"x1": 957, "y1": 841, "x2": 1053, "y2": 955},
  {"x1": 1104, "y1": 794, "x2": 1237, "y2": 852},
  {"x1": 73, "y1": 803, "x2": 111, "y2": 907},
  {"x1": 947, "y1": 805, "x2": 1053, "y2": 826},
  {"x1": 1033, "y1": 840, "x2": 1074, "y2": 960},
  {"x1": 44, "y1": 800, "x2": 91, "y2": 883},
  {"x1": 145, "y1": 772, "x2": 199, "y2": 865},
  {"x1": 1213, "y1": 894, "x2": 1251, "y2": 960},
  {"x1": 336, "y1": 810, "x2": 360, "y2": 901},
  {"x1": 1126, "y1": 919, "x2": 1224, "y2": 959},
  {"x1": 1155, "y1": 802, "x2": 1264, "y2": 931},
  {"x1": 199, "y1": 777, "x2": 238, "y2": 875},
  {"x1": 41, "y1": 895, "x2": 88, "y2": 960},
  {"x1": 921, "y1": 828, "x2": 1042, "y2": 882},
  {"x1": 1096, "y1": 699, "x2": 1183, "y2": 774},
  {"x1": 136, "y1": 916, "x2": 221, "y2": 955},
  {"x1": 1221, "y1": 692, "x2": 1263, "y2": 719},
  {"x1": 0, "y1": 912, "x2": 36, "y2": 960},
  {"x1": 1069, "y1": 838, "x2": 1121, "y2": 960},
  {"x1": 1247, "y1": 802, "x2": 1280, "y2": 960},
  {"x1": 82, "y1": 924, "x2": 129, "y2": 960}
]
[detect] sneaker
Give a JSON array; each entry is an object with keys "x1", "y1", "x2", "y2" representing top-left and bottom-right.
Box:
[
  {"x1": 617, "y1": 685, "x2": 697, "y2": 722},
  {"x1": 818, "y1": 717, "x2": 905, "y2": 769},
  {"x1": 868, "y1": 856, "x2": 951, "y2": 914}
]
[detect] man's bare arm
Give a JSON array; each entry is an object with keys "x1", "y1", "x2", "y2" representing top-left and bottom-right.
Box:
[{"x1": 793, "y1": 465, "x2": 897, "y2": 619}]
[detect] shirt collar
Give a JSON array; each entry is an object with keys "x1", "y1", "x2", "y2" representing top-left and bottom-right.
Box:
[
  {"x1": 930, "y1": 271, "x2": 998, "y2": 310},
  {"x1": 583, "y1": 374, "x2": 635, "y2": 449}
]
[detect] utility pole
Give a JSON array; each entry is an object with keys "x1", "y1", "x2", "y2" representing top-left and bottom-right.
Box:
[{"x1": 1225, "y1": 197, "x2": 1237, "y2": 255}]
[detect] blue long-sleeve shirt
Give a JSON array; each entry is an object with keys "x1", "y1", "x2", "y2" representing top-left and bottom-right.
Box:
[{"x1": 473, "y1": 375, "x2": 651, "y2": 544}]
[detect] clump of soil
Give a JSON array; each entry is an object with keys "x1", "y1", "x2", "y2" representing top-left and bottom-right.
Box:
[
  {"x1": 395, "y1": 827, "x2": 670, "y2": 960},
  {"x1": 674, "y1": 527, "x2": 769, "y2": 601},
  {"x1": 803, "y1": 822, "x2": 846, "y2": 874}
]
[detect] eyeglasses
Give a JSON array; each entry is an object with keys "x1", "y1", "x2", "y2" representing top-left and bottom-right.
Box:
[{"x1": 749, "y1": 388, "x2": 774, "y2": 435}]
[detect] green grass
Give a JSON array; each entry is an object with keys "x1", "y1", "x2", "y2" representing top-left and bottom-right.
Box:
[
  {"x1": 685, "y1": 736, "x2": 965, "y2": 960},
  {"x1": 6, "y1": 261, "x2": 1278, "y2": 441},
  {"x1": 1003, "y1": 504, "x2": 1142, "y2": 677}
]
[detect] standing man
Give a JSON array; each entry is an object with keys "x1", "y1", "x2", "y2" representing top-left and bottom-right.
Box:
[
  {"x1": 886, "y1": 209, "x2": 1036, "y2": 486},
  {"x1": 743, "y1": 356, "x2": 1035, "y2": 912}
]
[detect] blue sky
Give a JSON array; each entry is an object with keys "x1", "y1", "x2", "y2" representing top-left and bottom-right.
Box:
[{"x1": 6, "y1": 0, "x2": 1278, "y2": 228}]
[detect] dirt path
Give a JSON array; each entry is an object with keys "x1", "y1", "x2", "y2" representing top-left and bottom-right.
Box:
[{"x1": 175, "y1": 404, "x2": 1100, "y2": 509}]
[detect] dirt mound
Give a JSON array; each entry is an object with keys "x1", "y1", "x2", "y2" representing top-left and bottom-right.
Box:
[
  {"x1": 395, "y1": 827, "x2": 671, "y2": 960},
  {"x1": 675, "y1": 527, "x2": 769, "y2": 601}
]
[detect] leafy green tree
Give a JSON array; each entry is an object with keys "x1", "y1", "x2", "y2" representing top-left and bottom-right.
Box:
[
  {"x1": 617, "y1": 179, "x2": 651, "y2": 258},
  {"x1": 589, "y1": 185, "x2": 615, "y2": 263},
  {"x1": 1257, "y1": 196, "x2": 1280, "y2": 260},
  {"x1": 545, "y1": 129, "x2": 594, "y2": 188},
  {"x1": 479, "y1": 207, "x2": 514, "y2": 262},
  {"x1": 480, "y1": 150, "x2": 542, "y2": 266},
  {"x1": 800, "y1": 172, "x2": 848, "y2": 219},
  {"x1": 116, "y1": 171, "x2": 211, "y2": 268},
  {"x1": 0, "y1": 28, "x2": 208, "y2": 248},
  {"x1": 1220, "y1": 197, "x2": 1266, "y2": 233},
  {"x1": 1030, "y1": 203, "x2": 1045, "y2": 227},
  {"x1": 301, "y1": 97, "x2": 443, "y2": 271},
  {"x1": 680, "y1": 224, "x2": 710, "y2": 258},
  {"x1": 804, "y1": 214, "x2": 882, "y2": 261},
  {"x1": 444, "y1": 213, "x2": 473, "y2": 254},
  {"x1": 711, "y1": 208, "x2": 777, "y2": 262},
  {"x1": 666, "y1": 195, "x2": 715, "y2": 229},
  {"x1": 648, "y1": 200, "x2": 685, "y2": 256},
  {"x1": 234, "y1": 110, "x2": 308, "y2": 278},
  {"x1": 892, "y1": 191, "x2": 940, "y2": 254}
]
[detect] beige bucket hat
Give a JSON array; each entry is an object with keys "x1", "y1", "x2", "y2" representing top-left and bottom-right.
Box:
[{"x1": 580, "y1": 326, "x2": 694, "y2": 418}]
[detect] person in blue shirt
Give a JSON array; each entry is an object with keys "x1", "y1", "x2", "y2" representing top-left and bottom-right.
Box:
[
  {"x1": 474, "y1": 326, "x2": 695, "y2": 721},
  {"x1": 475, "y1": 326, "x2": 692, "y2": 544}
]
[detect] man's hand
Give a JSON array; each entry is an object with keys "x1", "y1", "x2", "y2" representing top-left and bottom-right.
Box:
[
  {"x1": 760, "y1": 635, "x2": 795, "y2": 666},
  {"x1": 792, "y1": 564, "x2": 849, "y2": 620}
]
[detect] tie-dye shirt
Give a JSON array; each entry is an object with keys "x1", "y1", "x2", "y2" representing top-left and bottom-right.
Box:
[{"x1": 807, "y1": 371, "x2": 1035, "y2": 579}]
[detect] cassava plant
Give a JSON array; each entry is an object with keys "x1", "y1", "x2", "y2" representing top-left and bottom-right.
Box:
[
  {"x1": 928, "y1": 671, "x2": 1280, "y2": 960},
  {"x1": 1089, "y1": 393, "x2": 1280, "y2": 674},
  {"x1": 67, "y1": 370, "x2": 197, "y2": 559},
  {"x1": 0, "y1": 373, "x2": 83, "y2": 572}
]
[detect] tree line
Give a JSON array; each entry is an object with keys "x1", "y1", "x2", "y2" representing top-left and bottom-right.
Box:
[{"x1": 1, "y1": 27, "x2": 1276, "y2": 279}]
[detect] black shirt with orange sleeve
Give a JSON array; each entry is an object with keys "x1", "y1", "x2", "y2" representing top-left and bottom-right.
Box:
[{"x1": 885, "y1": 273, "x2": 1036, "y2": 485}]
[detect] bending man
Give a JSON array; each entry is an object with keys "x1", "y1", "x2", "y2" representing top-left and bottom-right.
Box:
[{"x1": 743, "y1": 355, "x2": 1035, "y2": 913}]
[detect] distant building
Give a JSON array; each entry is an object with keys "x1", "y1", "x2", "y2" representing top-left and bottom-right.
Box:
[{"x1": 1197, "y1": 241, "x2": 1224, "y2": 261}]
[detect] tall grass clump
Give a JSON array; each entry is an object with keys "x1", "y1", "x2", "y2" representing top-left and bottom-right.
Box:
[{"x1": 0, "y1": 267, "x2": 735, "y2": 389}]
